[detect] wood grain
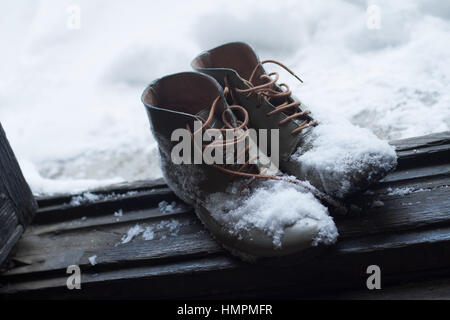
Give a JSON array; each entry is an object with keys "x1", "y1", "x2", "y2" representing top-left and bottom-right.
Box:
[
  {"x1": 0, "y1": 123, "x2": 37, "y2": 267},
  {"x1": 0, "y1": 131, "x2": 449, "y2": 299}
]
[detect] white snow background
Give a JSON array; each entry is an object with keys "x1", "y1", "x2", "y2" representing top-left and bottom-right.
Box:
[{"x1": 1, "y1": 0, "x2": 449, "y2": 195}]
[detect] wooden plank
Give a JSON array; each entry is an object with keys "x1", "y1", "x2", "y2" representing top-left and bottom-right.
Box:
[
  {"x1": 0, "y1": 131, "x2": 449, "y2": 298},
  {"x1": 2, "y1": 182, "x2": 449, "y2": 279},
  {"x1": 33, "y1": 188, "x2": 178, "y2": 224},
  {"x1": 390, "y1": 131, "x2": 450, "y2": 151},
  {"x1": 0, "y1": 201, "x2": 20, "y2": 247},
  {"x1": 35, "y1": 178, "x2": 167, "y2": 208},
  {"x1": 0, "y1": 123, "x2": 38, "y2": 267},
  {"x1": 3, "y1": 226, "x2": 450, "y2": 299},
  {"x1": 2, "y1": 178, "x2": 449, "y2": 296},
  {"x1": 392, "y1": 131, "x2": 450, "y2": 169}
]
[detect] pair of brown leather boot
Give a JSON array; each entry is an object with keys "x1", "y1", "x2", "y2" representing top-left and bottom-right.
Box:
[{"x1": 142, "y1": 42, "x2": 397, "y2": 261}]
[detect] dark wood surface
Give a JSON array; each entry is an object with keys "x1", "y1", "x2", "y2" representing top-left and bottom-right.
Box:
[
  {"x1": 0, "y1": 132, "x2": 449, "y2": 299},
  {"x1": 0, "y1": 123, "x2": 38, "y2": 267}
]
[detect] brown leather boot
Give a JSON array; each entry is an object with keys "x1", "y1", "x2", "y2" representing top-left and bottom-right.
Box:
[
  {"x1": 192, "y1": 42, "x2": 397, "y2": 198},
  {"x1": 142, "y1": 72, "x2": 338, "y2": 261}
]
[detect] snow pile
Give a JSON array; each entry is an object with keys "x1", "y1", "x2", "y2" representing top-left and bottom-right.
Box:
[
  {"x1": 1, "y1": 1, "x2": 449, "y2": 195},
  {"x1": 206, "y1": 180, "x2": 338, "y2": 248},
  {"x1": 17, "y1": 160, "x2": 124, "y2": 196},
  {"x1": 121, "y1": 224, "x2": 144, "y2": 244},
  {"x1": 145, "y1": 219, "x2": 182, "y2": 240},
  {"x1": 114, "y1": 209, "x2": 123, "y2": 217},
  {"x1": 120, "y1": 219, "x2": 182, "y2": 244},
  {"x1": 387, "y1": 187, "x2": 429, "y2": 196},
  {"x1": 292, "y1": 113, "x2": 397, "y2": 198},
  {"x1": 158, "y1": 200, "x2": 188, "y2": 213},
  {"x1": 387, "y1": 187, "x2": 413, "y2": 196},
  {"x1": 156, "y1": 219, "x2": 182, "y2": 236},
  {"x1": 142, "y1": 227, "x2": 155, "y2": 241},
  {"x1": 158, "y1": 201, "x2": 180, "y2": 213},
  {"x1": 88, "y1": 255, "x2": 97, "y2": 266},
  {"x1": 69, "y1": 191, "x2": 138, "y2": 206},
  {"x1": 70, "y1": 192, "x2": 103, "y2": 206}
]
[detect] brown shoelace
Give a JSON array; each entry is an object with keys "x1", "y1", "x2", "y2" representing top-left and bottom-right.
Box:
[
  {"x1": 186, "y1": 94, "x2": 347, "y2": 214},
  {"x1": 187, "y1": 93, "x2": 257, "y2": 175},
  {"x1": 229, "y1": 60, "x2": 318, "y2": 135}
]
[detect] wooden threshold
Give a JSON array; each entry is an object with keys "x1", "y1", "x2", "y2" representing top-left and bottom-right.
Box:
[{"x1": 0, "y1": 132, "x2": 449, "y2": 299}]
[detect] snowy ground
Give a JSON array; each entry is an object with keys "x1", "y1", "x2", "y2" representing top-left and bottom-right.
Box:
[{"x1": 1, "y1": 0, "x2": 449, "y2": 195}]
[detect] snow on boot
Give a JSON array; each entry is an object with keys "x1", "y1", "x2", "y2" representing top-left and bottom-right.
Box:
[
  {"x1": 142, "y1": 72, "x2": 338, "y2": 261},
  {"x1": 192, "y1": 42, "x2": 397, "y2": 198}
]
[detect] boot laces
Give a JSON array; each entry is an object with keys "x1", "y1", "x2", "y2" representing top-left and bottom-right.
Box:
[
  {"x1": 186, "y1": 93, "x2": 347, "y2": 214},
  {"x1": 231, "y1": 60, "x2": 318, "y2": 135},
  {"x1": 187, "y1": 93, "x2": 266, "y2": 178}
]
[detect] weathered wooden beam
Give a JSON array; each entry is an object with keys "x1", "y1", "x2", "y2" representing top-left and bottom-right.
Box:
[
  {"x1": 0, "y1": 131, "x2": 449, "y2": 299},
  {"x1": 0, "y1": 123, "x2": 38, "y2": 267}
]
